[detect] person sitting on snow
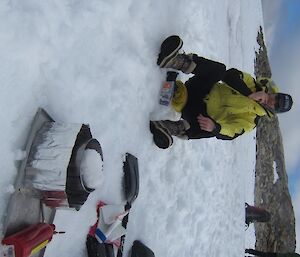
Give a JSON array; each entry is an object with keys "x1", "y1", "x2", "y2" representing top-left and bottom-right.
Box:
[
  {"x1": 245, "y1": 248, "x2": 300, "y2": 257},
  {"x1": 150, "y1": 35, "x2": 293, "y2": 149}
]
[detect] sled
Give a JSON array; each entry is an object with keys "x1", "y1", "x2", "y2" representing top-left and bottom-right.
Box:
[
  {"x1": 2, "y1": 108, "x2": 104, "y2": 257},
  {"x1": 65, "y1": 130, "x2": 103, "y2": 211},
  {"x1": 2, "y1": 109, "x2": 56, "y2": 237},
  {"x1": 1, "y1": 108, "x2": 56, "y2": 257},
  {"x1": 21, "y1": 109, "x2": 102, "y2": 212}
]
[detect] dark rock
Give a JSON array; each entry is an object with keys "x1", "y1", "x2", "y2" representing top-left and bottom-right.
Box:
[{"x1": 253, "y1": 26, "x2": 296, "y2": 252}]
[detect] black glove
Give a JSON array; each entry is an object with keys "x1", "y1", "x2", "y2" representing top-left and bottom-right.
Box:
[{"x1": 166, "y1": 71, "x2": 178, "y2": 81}]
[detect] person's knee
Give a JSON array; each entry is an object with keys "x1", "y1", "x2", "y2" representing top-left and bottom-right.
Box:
[
  {"x1": 191, "y1": 55, "x2": 226, "y2": 80},
  {"x1": 225, "y1": 68, "x2": 242, "y2": 78},
  {"x1": 223, "y1": 68, "x2": 243, "y2": 84}
]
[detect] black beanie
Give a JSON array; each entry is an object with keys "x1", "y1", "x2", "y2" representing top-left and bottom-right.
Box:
[{"x1": 275, "y1": 93, "x2": 293, "y2": 113}]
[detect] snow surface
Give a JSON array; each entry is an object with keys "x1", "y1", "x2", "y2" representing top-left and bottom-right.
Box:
[
  {"x1": 0, "y1": 0, "x2": 264, "y2": 257},
  {"x1": 81, "y1": 149, "x2": 104, "y2": 189},
  {"x1": 273, "y1": 161, "x2": 279, "y2": 184}
]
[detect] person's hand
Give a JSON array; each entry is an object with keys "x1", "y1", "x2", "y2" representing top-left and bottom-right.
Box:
[
  {"x1": 197, "y1": 114, "x2": 215, "y2": 132},
  {"x1": 248, "y1": 91, "x2": 269, "y2": 105}
]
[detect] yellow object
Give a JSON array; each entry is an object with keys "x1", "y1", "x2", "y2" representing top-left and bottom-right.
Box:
[
  {"x1": 257, "y1": 76, "x2": 279, "y2": 93},
  {"x1": 30, "y1": 240, "x2": 49, "y2": 256},
  {"x1": 170, "y1": 72, "x2": 276, "y2": 139},
  {"x1": 171, "y1": 80, "x2": 188, "y2": 112},
  {"x1": 242, "y1": 72, "x2": 257, "y2": 91},
  {"x1": 204, "y1": 81, "x2": 273, "y2": 138}
]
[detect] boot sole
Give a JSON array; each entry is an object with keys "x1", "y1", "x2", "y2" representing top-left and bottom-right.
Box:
[
  {"x1": 157, "y1": 36, "x2": 183, "y2": 68},
  {"x1": 150, "y1": 121, "x2": 173, "y2": 149}
]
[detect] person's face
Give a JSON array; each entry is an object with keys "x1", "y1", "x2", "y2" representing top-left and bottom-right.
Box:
[{"x1": 265, "y1": 93, "x2": 276, "y2": 110}]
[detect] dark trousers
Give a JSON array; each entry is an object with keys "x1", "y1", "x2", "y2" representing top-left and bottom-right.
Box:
[
  {"x1": 181, "y1": 55, "x2": 226, "y2": 139},
  {"x1": 246, "y1": 249, "x2": 277, "y2": 257}
]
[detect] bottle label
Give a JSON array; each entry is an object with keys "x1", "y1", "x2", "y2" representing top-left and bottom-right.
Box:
[{"x1": 159, "y1": 81, "x2": 175, "y2": 106}]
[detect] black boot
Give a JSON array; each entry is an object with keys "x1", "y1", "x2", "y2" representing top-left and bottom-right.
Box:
[
  {"x1": 157, "y1": 35, "x2": 183, "y2": 68},
  {"x1": 150, "y1": 120, "x2": 190, "y2": 149},
  {"x1": 150, "y1": 121, "x2": 173, "y2": 149},
  {"x1": 162, "y1": 53, "x2": 196, "y2": 74},
  {"x1": 158, "y1": 120, "x2": 190, "y2": 137}
]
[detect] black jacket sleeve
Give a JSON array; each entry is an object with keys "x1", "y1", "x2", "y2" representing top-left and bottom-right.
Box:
[{"x1": 222, "y1": 68, "x2": 253, "y2": 96}]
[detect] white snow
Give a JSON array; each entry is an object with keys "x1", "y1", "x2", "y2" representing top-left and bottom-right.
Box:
[
  {"x1": 0, "y1": 0, "x2": 263, "y2": 257},
  {"x1": 81, "y1": 149, "x2": 104, "y2": 189},
  {"x1": 13, "y1": 150, "x2": 27, "y2": 161},
  {"x1": 273, "y1": 161, "x2": 279, "y2": 184}
]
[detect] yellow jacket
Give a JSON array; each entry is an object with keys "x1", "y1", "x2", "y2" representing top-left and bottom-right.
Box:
[
  {"x1": 256, "y1": 77, "x2": 279, "y2": 93},
  {"x1": 172, "y1": 72, "x2": 273, "y2": 139}
]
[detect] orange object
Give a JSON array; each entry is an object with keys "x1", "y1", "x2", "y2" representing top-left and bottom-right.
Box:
[{"x1": 2, "y1": 223, "x2": 56, "y2": 257}]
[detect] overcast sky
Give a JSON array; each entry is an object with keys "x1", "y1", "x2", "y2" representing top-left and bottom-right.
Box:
[{"x1": 261, "y1": 0, "x2": 300, "y2": 195}]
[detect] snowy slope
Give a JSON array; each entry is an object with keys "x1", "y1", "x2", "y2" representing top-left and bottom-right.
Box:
[{"x1": 0, "y1": 0, "x2": 263, "y2": 257}]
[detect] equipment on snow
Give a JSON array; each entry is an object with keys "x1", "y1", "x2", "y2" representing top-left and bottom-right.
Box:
[
  {"x1": 94, "y1": 204, "x2": 128, "y2": 244},
  {"x1": 86, "y1": 202, "x2": 129, "y2": 257},
  {"x1": 131, "y1": 241, "x2": 155, "y2": 257},
  {"x1": 2, "y1": 223, "x2": 56, "y2": 257},
  {"x1": 66, "y1": 136, "x2": 103, "y2": 210},
  {"x1": 2, "y1": 108, "x2": 105, "y2": 257},
  {"x1": 86, "y1": 153, "x2": 139, "y2": 257},
  {"x1": 86, "y1": 235, "x2": 114, "y2": 257},
  {"x1": 2, "y1": 108, "x2": 57, "y2": 240},
  {"x1": 23, "y1": 111, "x2": 104, "y2": 211}
]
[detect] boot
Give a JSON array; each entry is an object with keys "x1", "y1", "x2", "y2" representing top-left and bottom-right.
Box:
[
  {"x1": 150, "y1": 121, "x2": 173, "y2": 149},
  {"x1": 157, "y1": 35, "x2": 196, "y2": 74},
  {"x1": 162, "y1": 53, "x2": 196, "y2": 74},
  {"x1": 158, "y1": 120, "x2": 190, "y2": 137},
  {"x1": 150, "y1": 120, "x2": 190, "y2": 149},
  {"x1": 157, "y1": 35, "x2": 183, "y2": 68}
]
